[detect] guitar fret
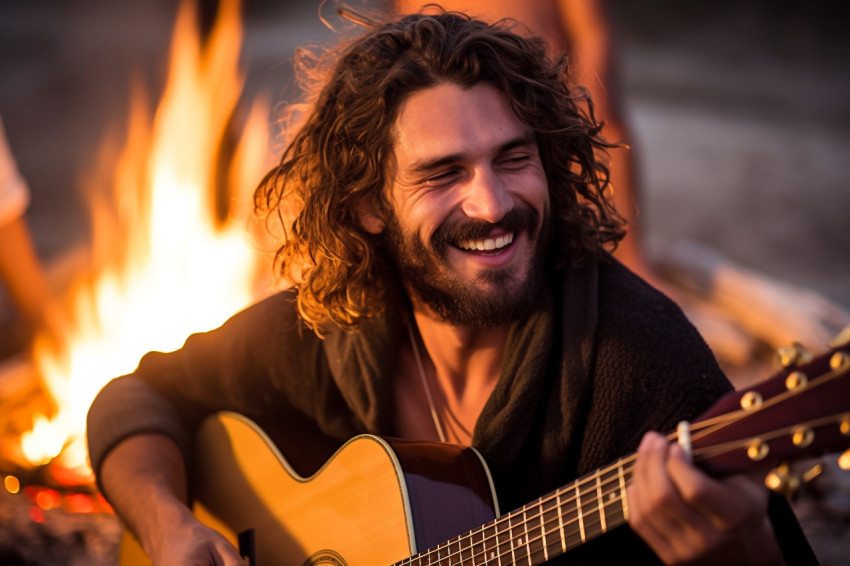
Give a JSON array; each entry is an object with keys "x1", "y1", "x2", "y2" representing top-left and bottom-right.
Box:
[
  {"x1": 506, "y1": 512, "x2": 522, "y2": 564},
  {"x1": 619, "y1": 461, "x2": 630, "y2": 522},
  {"x1": 496, "y1": 517, "x2": 506, "y2": 566},
  {"x1": 580, "y1": 477, "x2": 604, "y2": 541},
  {"x1": 600, "y1": 465, "x2": 627, "y2": 531},
  {"x1": 498, "y1": 515, "x2": 506, "y2": 564},
  {"x1": 479, "y1": 530, "x2": 490, "y2": 566},
  {"x1": 554, "y1": 491, "x2": 566, "y2": 553},
  {"x1": 561, "y1": 481, "x2": 583, "y2": 550},
  {"x1": 522, "y1": 509, "x2": 532, "y2": 566},
  {"x1": 463, "y1": 536, "x2": 470, "y2": 564},
  {"x1": 435, "y1": 541, "x2": 445, "y2": 564},
  {"x1": 595, "y1": 473, "x2": 606, "y2": 532},
  {"x1": 470, "y1": 537, "x2": 480, "y2": 565},
  {"x1": 576, "y1": 479, "x2": 586, "y2": 543},
  {"x1": 471, "y1": 527, "x2": 484, "y2": 566},
  {"x1": 524, "y1": 501, "x2": 550, "y2": 566},
  {"x1": 537, "y1": 500, "x2": 549, "y2": 564},
  {"x1": 481, "y1": 524, "x2": 494, "y2": 566},
  {"x1": 483, "y1": 521, "x2": 500, "y2": 566},
  {"x1": 449, "y1": 536, "x2": 461, "y2": 565}
]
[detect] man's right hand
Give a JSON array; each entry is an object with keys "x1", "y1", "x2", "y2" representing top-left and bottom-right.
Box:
[
  {"x1": 147, "y1": 506, "x2": 245, "y2": 565},
  {"x1": 100, "y1": 434, "x2": 244, "y2": 565}
]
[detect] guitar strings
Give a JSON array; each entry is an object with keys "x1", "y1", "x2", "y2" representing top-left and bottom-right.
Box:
[
  {"x1": 402, "y1": 464, "x2": 634, "y2": 565},
  {"x1": 401, "y1": 456, "x2": 634, "y2": 565},
  {"x1": 401, "y1": 412, "x2": 844, "y2": 566},
  {"x1": 443, "y1": 489, "x2": 631, "y2": 565}
]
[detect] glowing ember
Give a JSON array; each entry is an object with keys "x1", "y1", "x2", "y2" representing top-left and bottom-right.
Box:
[
  {"x1": 4, "y1": 475, "x2": 20, "y2": 494},
  {"x1": 20, "y1": 414, "x2": 65, "y2": 465},
  {"x1": 22, "y1": 0, "x2": 273, "y2": 482}
]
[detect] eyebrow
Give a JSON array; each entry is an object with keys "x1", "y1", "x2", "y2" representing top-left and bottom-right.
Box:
[{"x1": 408, "y1": 133, "x2": 537, "y2": 174}]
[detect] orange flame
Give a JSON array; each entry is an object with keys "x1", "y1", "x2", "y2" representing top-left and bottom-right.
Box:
[{"x1": 22, "y1": 0, "x2": 274, "y2": 482}]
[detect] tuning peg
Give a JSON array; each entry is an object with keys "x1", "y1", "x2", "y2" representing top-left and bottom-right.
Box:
[
  {"x1": 829, "y1": 326, "x2": 850, "y2": 348},
  {"x1": 830, "y1": 351, "x2": 850, "y2": 371},
  {"x1": 775, "y1": 342, "x2": 813, "y2": 369},
  {"x1": 840, "y1": 449, "x2": 850, "y2": 471},
  {"x1": 792, "y1": 427, "x2": 814, "y2": 448},
  {"x1": 785, "y1": 371, "x2": 808, "y2": 391},
  {"x1": 740, "y1": 391, "x2": 764, "y2": 410},
  {"x1": 801, "y1": 464, "x2": 823, "y2": 484},
  {"x1": 765, "y1": 462, "x2": 800, "y2": 496}
]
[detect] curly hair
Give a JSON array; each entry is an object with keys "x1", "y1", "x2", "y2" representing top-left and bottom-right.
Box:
[{"x1": 254, "y1": 9, "x2": 625, "y2": 333}]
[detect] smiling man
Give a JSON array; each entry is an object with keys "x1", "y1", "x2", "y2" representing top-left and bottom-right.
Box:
[
  {"x1": 375, "y1": 82, "x2": 549, "y2": 329},
  {"x1": 86, "y1": 10, "x2": 815, "y2": 565}
]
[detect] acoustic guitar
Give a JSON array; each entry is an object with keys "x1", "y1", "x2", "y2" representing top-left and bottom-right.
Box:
[{"x1": 119, "y1": 339, "x2": 850, "y2": 565}]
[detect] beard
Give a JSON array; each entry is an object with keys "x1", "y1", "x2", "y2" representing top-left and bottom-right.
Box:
[{"x1": 381, "y1": 207, "x2": 548, "y2": 328}]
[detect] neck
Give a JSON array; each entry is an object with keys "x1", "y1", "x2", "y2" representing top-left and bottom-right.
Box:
[{"x1": 409, "y1": 297, "x2": 507, "y2": 403}]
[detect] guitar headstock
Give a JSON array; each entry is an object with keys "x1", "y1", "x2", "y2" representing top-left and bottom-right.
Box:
[{"x1": 685, "y1": 327, "x2": 850, "y2": 493}]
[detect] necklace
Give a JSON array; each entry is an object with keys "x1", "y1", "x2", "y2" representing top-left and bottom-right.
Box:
[{"x1": 406, "y1": 322, "x2": 447, "y2": 443}]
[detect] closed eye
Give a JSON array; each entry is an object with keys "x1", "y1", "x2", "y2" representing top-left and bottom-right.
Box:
[
  {"x1": 499, "y1": 154, "x2": 532, "y2": 169},
  {"x1": 423, "y1": 168, "x2": 461, "y2": 186}
]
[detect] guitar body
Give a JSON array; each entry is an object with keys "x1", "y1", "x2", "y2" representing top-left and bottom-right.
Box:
[{"x1": 119, "y1": 412, "x2": 499, "y2": 565}]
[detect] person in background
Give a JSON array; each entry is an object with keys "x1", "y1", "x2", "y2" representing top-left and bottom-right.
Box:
[{"x1": 0, "y1": 115, "x2": 65, "y2": 357}]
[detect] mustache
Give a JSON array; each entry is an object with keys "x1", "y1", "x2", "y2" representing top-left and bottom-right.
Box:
[{"x1": 431, "y1": 207, "x2": 540, "y2": 251}]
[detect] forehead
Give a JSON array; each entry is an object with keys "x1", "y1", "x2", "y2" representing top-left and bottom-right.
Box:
[{"x1": 391, "y1": 82, "x2": 533, "y2": 170}]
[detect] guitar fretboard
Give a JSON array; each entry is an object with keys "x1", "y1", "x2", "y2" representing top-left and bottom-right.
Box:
[{"x1": 396, "y1": 457, "x2": 633, "y2": 566}]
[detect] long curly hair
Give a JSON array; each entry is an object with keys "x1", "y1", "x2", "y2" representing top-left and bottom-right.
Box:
[{"x1": 254, "y1": 10, "x2": 625, "y2": 333}]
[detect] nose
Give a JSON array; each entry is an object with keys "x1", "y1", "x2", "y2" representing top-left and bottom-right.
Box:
[{"x1": 460, "y1": 167, "x2": 513, "y2": 223}]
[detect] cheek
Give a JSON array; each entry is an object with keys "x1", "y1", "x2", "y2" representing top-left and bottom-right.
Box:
[
  {"x1": 518, "y1": 170, "x2": 550, "y2": 216},
  {"x1": 534, "y1": 168, "x2": 550, "y2": 210},
  {"x1": 406, "y1": 194, "x2": 459, "y2": 241}
]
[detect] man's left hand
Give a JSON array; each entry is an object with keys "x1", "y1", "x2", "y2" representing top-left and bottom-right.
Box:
[{"x1": 626, "y1": 431, "x2": 784, "y2": 565}]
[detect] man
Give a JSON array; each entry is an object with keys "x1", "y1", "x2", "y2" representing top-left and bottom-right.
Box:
[
  {"x1": 393, "y1": 0, "x2": 654, "y2": 284},
  {"x1": 86, "y1": 11, "x2": 814, "y2": 565}
]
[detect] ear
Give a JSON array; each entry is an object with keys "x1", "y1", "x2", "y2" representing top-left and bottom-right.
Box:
[{"x1": 356, "y1": 196, "x2": 385, "y2": 234}]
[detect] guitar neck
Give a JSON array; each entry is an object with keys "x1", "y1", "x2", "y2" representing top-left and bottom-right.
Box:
[{"x1": 396, "y1": 458, "x2": 633, "y2": 565}]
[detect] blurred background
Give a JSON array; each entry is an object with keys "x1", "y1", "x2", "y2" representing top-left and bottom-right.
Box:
[{"x1": 0, "y1": 0, "x2": 848, "y2": 563}]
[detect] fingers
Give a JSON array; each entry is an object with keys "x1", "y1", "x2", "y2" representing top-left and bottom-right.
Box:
[
  {"x1": 626, "y1": 431, "x2": 771, "y2": 564},
  {"x1": 666, "y1": 452, "x2": 768, "y2": 533},
  {"x1": 154, "y1": 521, "x2": 247, "y2": 566},
  {"x1": 207, "y1": 530, "x2": 248, "y2": 566},
  {"x1": 628, "y1": 432, "x2": 718, "y2": 562}
]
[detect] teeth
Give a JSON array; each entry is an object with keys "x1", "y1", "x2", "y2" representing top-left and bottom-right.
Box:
[{"x1": 459, "y1": 233, "x2": 514, "y2": 252}]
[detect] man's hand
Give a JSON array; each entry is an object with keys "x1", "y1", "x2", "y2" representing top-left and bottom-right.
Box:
[
  {"x1": 100, "y1": 434, "x2": 245, "y2": 565},
  {"x1": 626, "y1": 431, "x2": 784, "y2": 565},
  {"x1": 147, "y1": 506, "x2": 245, "y2": 566}
]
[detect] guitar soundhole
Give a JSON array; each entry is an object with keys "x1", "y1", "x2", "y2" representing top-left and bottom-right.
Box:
[{"x1": 303, "y1": 550, "x2": 348, "y2": 566}]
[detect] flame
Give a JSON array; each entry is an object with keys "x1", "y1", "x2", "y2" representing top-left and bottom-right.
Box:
[{"x1": 22, "y1": 0, "x2": 273, "y2": 481}]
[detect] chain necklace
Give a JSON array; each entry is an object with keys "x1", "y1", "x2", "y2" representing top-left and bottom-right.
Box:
[{"x1": 406, "y1": 322, "x2": 447, "y2": 443}]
